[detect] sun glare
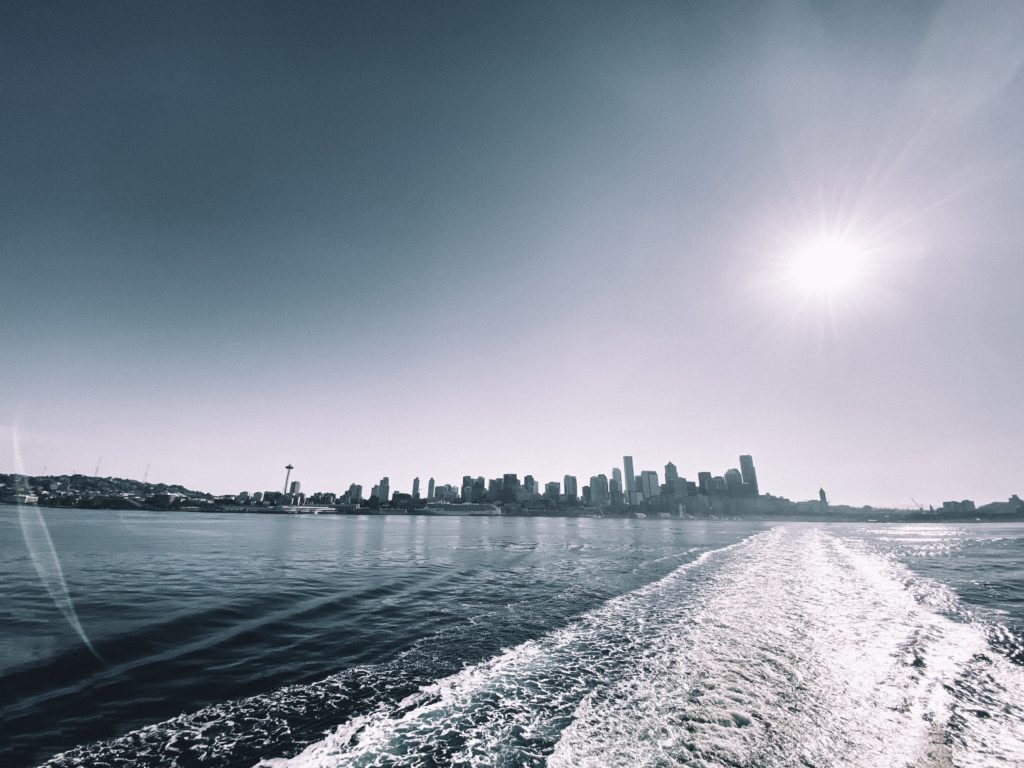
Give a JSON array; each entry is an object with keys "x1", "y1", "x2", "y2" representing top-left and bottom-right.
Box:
[{"x1": 788, "y1": 237, "x2": 867, "y2": 295}]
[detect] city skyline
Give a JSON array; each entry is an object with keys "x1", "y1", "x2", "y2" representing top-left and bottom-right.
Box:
[{"x1": 3, "y1": 2, "x2": 1023, "y2": 509}]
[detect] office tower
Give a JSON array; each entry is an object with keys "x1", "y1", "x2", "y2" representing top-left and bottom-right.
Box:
[
  {"x1": 819, "y1": 488, "x2": 828, "y2": 505},
  {"x1": 739, "y1": 455, "x2": 759, "y2": 496},
  {"x1": 582, "y1": 486, "x2": 592, "y2": 505},
  {"x1": 472, "y1": 477, "x2": 486, "y2": 502},
  {"x1": 609, "y1": 477, "x2": 623, "y2": 506},
  {"x1": 612, "y1": 467, "x2": 622, "y2": 487},
  {"x1": 488, "y1": 478, "x2": 503, "y2": 500},
  {"x1": 590, "y1": 474, "x2": 609, "y2": 505},
  {"x1": 348, "y1": 483, "x2": 362, "y2": 502},
  {"x1": 563, "y1": 475, "x2": 578, "y2": 502},
  {"x1": 371, "y1": 484, "x2": 380, "y2": 500},
  {"x1": 664, "y1": 462, "x2": 679, "y2": 486},
  {"x1": 289, "y1": 480, "x2": 301, "y2": 495},
  {"x1": 640, "y1": 470, "x2": 660, "y2": 499},
  {"x1": 697, "y1": 471, "x2": 713, "y2": 494},
  {"x1": 545, "y1": 481, "x2": 560, "y2": 501},
  {"x1": 724, "y1": 468, "x2": 744, "y2": 496},
  {"x1": 412, "y1": 477, "x2": 420, "y2": 499},
  {"x1": 427, "y1": 477, "x2": 435, "y2": 500},
  {"x1": 524, "y1": 475, "x2": 537, "y2": 497},
  {"x1": 378, "y1": 477, "x2": 390, "y2": 503},
  {"x1": 283, "y1": 464, "x2": 294, "y2": 494},
  {"x1": 623, "y1": 456, "x2": 636, "y2": 499},
  {"x1": 676, "y1": 476, "x2": 690, "y2": 495},
  {"x1": 462, "y1": 481, "x2": 473, "y2": 501}
]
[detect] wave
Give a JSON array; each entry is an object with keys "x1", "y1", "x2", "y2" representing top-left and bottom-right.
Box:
[
  {"x1": 261, "y1": 529, "x2": 1024, "y2": 768},
  {"x1": 39, "y1": 528, "x2": 1024, "y2": 767}
]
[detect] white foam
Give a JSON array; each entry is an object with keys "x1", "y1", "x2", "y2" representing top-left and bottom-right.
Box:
[{"x1": 262, "y1": 528, "x2": 1024, "y2": 768}]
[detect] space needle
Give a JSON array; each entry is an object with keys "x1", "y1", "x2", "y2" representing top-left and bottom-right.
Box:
[{"x1": 283, "y1": 464, "x2": 294, "y2": 493}]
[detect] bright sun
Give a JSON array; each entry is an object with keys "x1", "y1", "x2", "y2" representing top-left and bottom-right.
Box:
[{"x1": 789, "y1": 236, "x2": 867, "y2": 295}]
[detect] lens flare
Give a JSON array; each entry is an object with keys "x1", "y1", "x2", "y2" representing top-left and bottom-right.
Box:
[{"x1": 11, "y1": 426, "x2": 102, "y2": 661}]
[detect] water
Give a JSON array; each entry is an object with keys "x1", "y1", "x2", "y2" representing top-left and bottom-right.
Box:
[{"x1": 1, "y1": 511, "x2": 1022, "y2": 767}]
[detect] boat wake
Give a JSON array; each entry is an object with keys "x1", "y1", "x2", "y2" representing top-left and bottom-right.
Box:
[{"x1": 40, "y1": 528, "x2": 1024, "y2": 767}]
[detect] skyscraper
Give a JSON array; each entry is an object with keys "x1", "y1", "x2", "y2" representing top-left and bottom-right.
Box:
[
  {"x1": 623, "y1": 456, "x2": 636, "y2": 501},
  {"x1": 612, "y1": 467, "x2": 622, "y2": 487},
  {"x1": 563, "y1": 475, "x2": 578, "y2": 503},
  {"x1": 544, "y1": 481, "x2": 560, "y2": 501},
  {"x1": 739, "y1": 455, "x2": 759, "y2": 496},
  {"x1": 379, "y1": 477, "x2": 390, "y2": 504},
  {"x1": 289, "y1": 480, "x2": 301, "y2": 495},
  {"x1": 724, "y1": 468, "x2": 744, "y2": 496},
  {"x1": 427, "y1": 477, "x2": 435, "y2": 500},
  {"x1": 412, "y1": 477, "x2": 420, "y2": 499},
  {"x1": 640, "y1": 470, "x2": 660, "y2": 499},
  {"x1": 664, "y1": 462, "x2": 678, "y2": 486}
]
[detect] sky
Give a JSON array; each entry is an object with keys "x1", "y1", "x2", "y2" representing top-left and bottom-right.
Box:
[{"x1": 2, "y1": 1, "x2": 1023, "y2": 507}]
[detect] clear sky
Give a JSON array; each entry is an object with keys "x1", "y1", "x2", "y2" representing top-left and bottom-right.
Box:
[{"x1": 3, "y1": 1, "x2": 1022, "y2": 507}]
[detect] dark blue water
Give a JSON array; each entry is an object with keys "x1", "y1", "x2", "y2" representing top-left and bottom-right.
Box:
[{"x1": 1, "y1": 510, "x2": 1022, "y2": 767}]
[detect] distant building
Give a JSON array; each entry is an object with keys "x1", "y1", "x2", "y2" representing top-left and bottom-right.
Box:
[
  {"x1": 724, "y1": 468, "x2": 743, "y2": 496},
  {"x1": 612, "y1": 467, "x2": 622, "y2": 488},
  {"x1": 524, "y1": 475, "x2": 537, "y2": 497},
  {"x1": 819, "y1": 488, "x2": 828, "y2": 505},
  {"x1": 412, "y1": 477, "x2": 420, "y2": 499},
  {"x1": 379, "y1": 477, "x2": 390, "y2": 504},
  {"x1": 348, "y1": 483, "x2": 363, "y2": 503},
  {"x1": 427, "y1": 477, "x2": 435, "y2": 500},
  {"x1": 544, "y1": 481, "x2": 560, "y2": 501},
  {"x1": 640, "y1": 470, "x2": 660, "y2": 499},
  {"x1": 698, "y1": 472, "x2": 713, "y2": 495},
  {"x1": 564, "y1": 475, "x2": 578, "y2": 503},
  {"x1": 623, "y1": 456, "x2": 636, "y2": 501},
  {"x1": 590, "y1": 474, "x2": 609, "y2": 506},
  {"x1": 289, "y1": 480, "x2": 301, "y2": 495},
  {"x1": 739, "y1": 455, "x2": 759, "y2": 496},
  {"x1": 664, "y1": 462, "x2": 679, "y2": 487}
]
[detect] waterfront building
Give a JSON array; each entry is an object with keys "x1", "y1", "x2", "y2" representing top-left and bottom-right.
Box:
[
  {"x1": 379, "y1": 477, "x2": 390, "y2": 504},
  {"x1": 739, "y1": 455, "x2": 759, "y2": 496},
  {"x1": 289, "y1": 480, "x2": 301, "y2": 495},
  {"x1": 545, "y1": 481, "x2": 560, "y2": 501},
  {"x1": 665, "y1": 462, "x2": 679, "y2": 487},
  {"x1": 412, "y1": 477, "x2": 420, "y2": 499},
  {"x1": 725, "y1": 468, "x2": 744, "y2": 496},
  {"x1": 427, "y1": 477, "x2": 435, "y2": 500},
  {"x1": 524, "y1": 475, "x2": 537, "y2": 497},
  {"x1": 564, "y1": 475, "x2": 578, "y2": 503},
  {"x1": 623, "y1": 456, "x2": 636, "y2": 500},
  {"x1": 348, "y1": 483, "x2": 363, "y2": 503},
  {"x1": 640, "y1": 470, "x2": 660, "y2": 499},
  {"x1": 609, "y1": 478, "x2": 624, "y2": 506},
  {"x1": 590, "y1": 474, "x2": 609, "y2": 506}
]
